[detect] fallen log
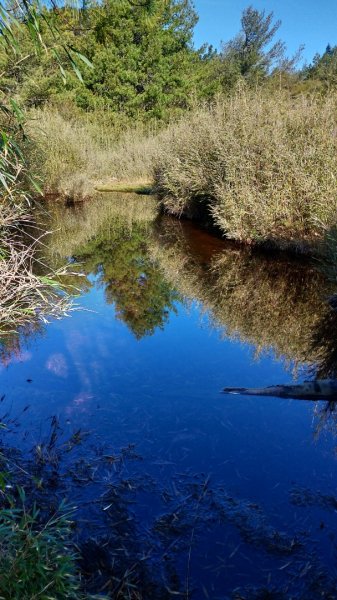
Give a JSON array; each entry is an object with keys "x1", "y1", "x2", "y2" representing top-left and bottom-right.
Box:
[{"x1": 222, "y1": 380, "x2": 337, "y2": 401}]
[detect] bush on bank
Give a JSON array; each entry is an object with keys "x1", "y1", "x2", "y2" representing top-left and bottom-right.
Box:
[{"x1": 154, "y1": 90, "x2": 337, "y2": 251}]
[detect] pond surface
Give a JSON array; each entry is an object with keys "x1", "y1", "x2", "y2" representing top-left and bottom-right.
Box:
[{"x1": 2, "y1": 194, "x2": 337, "y2": 598}]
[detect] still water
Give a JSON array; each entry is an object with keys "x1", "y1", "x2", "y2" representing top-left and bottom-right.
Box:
[{"x1": 2, "y1": 194, "x2": 337, "y2": 598}]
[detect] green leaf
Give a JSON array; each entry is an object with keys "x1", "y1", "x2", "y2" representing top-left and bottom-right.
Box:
[
  {"x1": 69, "y1": 48, "x2": 94, "y2": 70},
  {"x1": 27, "y1": 175, "x2": 43, "y2": 195},
  {"x1": 38, "y1": 275, "x2": 59, "y2": 288},
  {"x1": 51, "y1": 48, "x2": 67, "y2": 84},
  {"x1": 9, "y1": 99, "x2": 25, "y2": 125}
]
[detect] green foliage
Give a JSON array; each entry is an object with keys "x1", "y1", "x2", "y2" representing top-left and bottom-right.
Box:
[
  {"x1": 73, "y1": 219, "x2": 179, "y2": 338},
  {"x1": 0, "y1": 493, "x2": 80, "y2": 600},
  {"x1": 0, "y1": 0, "x2": 88, "y2": 199},
  {"x1": 216, "y1": 6, "x2": 302, "y2": 91},
  {"x1": 86, "y1": 0, "x2": 198, "y2": 119},
  {"x1": 218, "y1": 6, "x2": 281, "y2": 87},
  {"x1": 2, "y1": 2, "x2": 334, "y2": 118},
  {"x1": 0, "y1": 0, "x2": 87, "y2": 333},
  {"x1": 1, "y1": 0, "x2": 200, "y2": 120},
  {"x1": 303, "y1": 44, "x2": 337, "y2": 88}
]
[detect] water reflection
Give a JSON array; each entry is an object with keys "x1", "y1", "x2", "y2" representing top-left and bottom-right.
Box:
[
  {"x1": 38, "y1": 194, "x2": 337, "y2": 373},
  {"x1": 36, "y1": 195, "x2": 337, "y2": 454},
  {"x1": 149, "y1": 216, "x2": 335, "y2": 373},
  {"x1": 73, "y1": 222, "x2": 179, "y2": 339},
  {"x1": 0, "y1": 322, "x2": 42, "y2": 369},
  {"x1": 3, "y1": 194, "x2": 337, "y2": 598}
]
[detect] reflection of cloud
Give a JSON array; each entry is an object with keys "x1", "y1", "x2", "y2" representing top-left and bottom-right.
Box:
[
  {"x1": 66, "y1": 329, "x2": 93, "y2": 390},
  {"x1": 17, "y1": 351, "x2": 32, "y2": 363},
  {"x1": 68, "y1": 330, "x2": 86, "y2": 349},
  {"x1": 74, "y1": 392, "x2": 93, "y2": 405},
  {"x1": 65, "y1": 392, "x2": 94, "y2": 416},
  {"x1": 45, "y1": 353, "x2": 68, "y2": 378}
]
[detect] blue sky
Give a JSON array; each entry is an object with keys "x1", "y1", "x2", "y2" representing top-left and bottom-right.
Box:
[{"x1": 193, "y1": 0, "x2": 337, "y2": 65}]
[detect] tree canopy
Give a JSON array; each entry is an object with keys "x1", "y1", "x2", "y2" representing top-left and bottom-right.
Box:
[
  {"x1": 303, "y1": 44, "x2": 337, "y2": 88},
  {"x1": 219, "y1": 6, "x2": 290, "y2": 85},
  {"x1": 2, "y1": 0, "x2": 200, "y2": 120},
  {"x1": 0, "y1": 2, "x2": 335, "y2": 123}
]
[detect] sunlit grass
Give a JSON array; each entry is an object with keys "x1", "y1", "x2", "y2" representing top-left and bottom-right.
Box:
[
  {"x1": 29, "y1": 108, "x2": 162, "y2": 201},
  {"x1": 154, "y1": 89, "x2": 337, "y2": 251}
]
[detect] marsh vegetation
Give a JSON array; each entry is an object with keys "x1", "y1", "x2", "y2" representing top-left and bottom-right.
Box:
[
  {"x1": 1, "y1": 0, "x2": 337, "y2": 597},
  {"x1": 1, "y1": 1, "x2": 336, "y2": 252}
]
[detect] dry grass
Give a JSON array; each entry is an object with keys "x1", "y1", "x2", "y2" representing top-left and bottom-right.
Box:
[
  {"x1": 154, "y1": 90, "x2": 337, "y2": 250},
  {"x1": 0, "y1": 237, "x2": 73, "y2": 333},
  {"x1": 0, "y1": 132, "x2": 73, "y2": 334},
  {"x1": 29, "y1": 108, "x2": 162, "y2": 201},
  {"x1": 30, "y1": 91, "x2": 337, "y2": 251}
]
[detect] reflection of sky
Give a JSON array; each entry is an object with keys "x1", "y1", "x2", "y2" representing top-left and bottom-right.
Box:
[{"x1": 2, "y1": 274, "x2": 337, "y2": 596}]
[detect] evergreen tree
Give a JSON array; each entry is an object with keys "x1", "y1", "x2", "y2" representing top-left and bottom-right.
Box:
[
  {"x1": 303, "y1": 44, "x2": 337, "y2": 88},
  {"x1": 2, "y1": 0, "x2": 200, "y2": 120},
  {"x1": 220, "y1": 6, "x2": 286, "y2": 85}
]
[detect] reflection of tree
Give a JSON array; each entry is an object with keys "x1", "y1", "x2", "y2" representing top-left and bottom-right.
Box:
[
  {"x1": 37, "y1": 194, "x2": 158, "y2": 261},
  {"x1": 38, "y1": 194, "x2": 178, "y2": 339},
  {"x1": 0, "y1": 322, "x2": 41, "y2": 367},
  {"x1": 41, "y1": 196, "x2": 337, "y2": 371},
  {"x1": 74, "y1": 222, "x2": 179, "y2": 339}
]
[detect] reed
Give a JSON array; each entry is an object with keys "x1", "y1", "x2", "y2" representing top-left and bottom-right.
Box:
[
  {"x1": 29, "y1": 108, "x2": 162, "y2": 201},
  {"x1": 154, "y1": 90, "x2": 337, "y2": 250}
]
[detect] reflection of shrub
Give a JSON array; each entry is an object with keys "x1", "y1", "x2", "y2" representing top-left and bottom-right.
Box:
[
  {"x1": 149, "y1": 217, "x2": 332, "y2": 369},
  {"x1": 154, "y1": 90, "x2": 337, "y2": 250},
  {"x1": 41, "y1": 194, "x2": 158, "y2": 260}
]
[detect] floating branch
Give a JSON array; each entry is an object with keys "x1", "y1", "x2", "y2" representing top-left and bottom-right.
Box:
[{"x1": 222, "y1": 380, "x2": 337, "y2": 400}]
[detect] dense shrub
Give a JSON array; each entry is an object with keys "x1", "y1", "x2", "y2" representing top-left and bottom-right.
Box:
[{"x1": 154, "y1": 90, "x2": 337, "y2": 249}]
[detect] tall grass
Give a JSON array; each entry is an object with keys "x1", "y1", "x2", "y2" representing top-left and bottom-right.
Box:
[
  {"x1": 29, "y1": 109, "x2": 163, "y2": 200},
  {"x1": 31, "y1": 90, "x2": 337, "y2": 251},
  {"x1": 0, "y1": 496, "x2": 81, "y2": 600},
  {"x1": 0, "y1": 124, "x2": 73, "y2": 334},
  {"x1": 0, "y1": 239, "x2": 73, "y2": 333},
  {"x1": 154, "y1": 90, "x2": 337, "y2": 250}
]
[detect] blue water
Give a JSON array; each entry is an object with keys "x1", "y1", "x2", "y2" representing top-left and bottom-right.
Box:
[{"x1": 2, "y1": 197, "x2": 337, "y2": 598}]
